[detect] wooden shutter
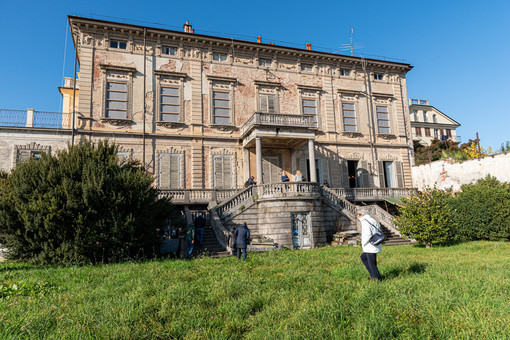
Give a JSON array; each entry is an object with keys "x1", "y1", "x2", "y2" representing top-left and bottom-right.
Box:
[
  {"x1": 395, "y1": 161, "x2": 404, "y2": 188},
  {"x1": 213, "y1": 156, "x2": 223, "y2": 188},
  {"x1": 159, "y1": 154, "x2": 171, "y2": 189},
  {"x1": 259, "y1": 95, "x2": 268, "y2": 113},
  {"x1": 339, "y1": 159, "x2": 348, "y2": 187},
  {"x1": 262, "y1": 157, "x2": 270, "y2": 183},
  {"x1": 17, "y1": 150, "x2": 32, "y2": 164},
  {"x1": 223, "y1": 156, "x2": 233, "y2": 188},
  {"x1": 320, "y1": 159, "x2": 330, "y2": 184},
  {"x1": 170, "y1": 154, "x2": 181, "y2": 188},
  {"x1": 378, "y1": 161, "x2": 385, "y2": 188},
  {"x1": 358, "y1": 160, "x2": 369, "y2": 188},
  {"x1": 267, "y1": 94, "x2": 276, "y2": 113}
]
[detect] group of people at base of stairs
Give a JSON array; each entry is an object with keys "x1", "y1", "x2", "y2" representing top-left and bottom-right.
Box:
[{"x1": 184, "y1": 215, "x2": 207, "y2": 257}]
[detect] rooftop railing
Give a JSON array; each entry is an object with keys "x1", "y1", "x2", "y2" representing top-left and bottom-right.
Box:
[{"x1": 0, "y1": 109, "x2": 71, "y2": 129}]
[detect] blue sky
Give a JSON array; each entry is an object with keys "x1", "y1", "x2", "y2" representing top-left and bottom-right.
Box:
[{"x1": 1, "y1": 0, "x2": 509, "y2": 150}]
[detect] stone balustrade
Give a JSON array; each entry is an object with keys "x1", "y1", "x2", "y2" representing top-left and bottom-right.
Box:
[
  {"x1": 241, "y1": 112, "x2": 317, "y2": 136},
  {"x1": 332, "y1": 188, "x2": 416, "y2": 201},
  {"x1": 158, "y1": 189, "x2": 238, "y2": 204}
]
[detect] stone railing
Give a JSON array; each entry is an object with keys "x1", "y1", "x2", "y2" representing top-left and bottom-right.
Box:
[
  {"x1": 332, "y1": 188, "x2": 416, "y2": 201},
  {"x1": 209, "y1": 208, "x2": 229, "y2": 251},
  {"x1": 158, "y1": 189, "x2": 238, "y2": 204},
  {"x1": 259, "y1": 182, "x2": 322, "y2": 198},
  {"x1": 320, "y1": 186, "x2": 358, "y2": 221},
  {"x1": 215, "y1": 186, "x2": 255, "y2": 217},
  {"x1": 241, "y1": 112, "x2": 316, "y2": 136}
]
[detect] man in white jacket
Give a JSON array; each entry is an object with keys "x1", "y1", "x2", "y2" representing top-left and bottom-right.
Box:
[{"x1": 359, "y1": 207, "x2": 382, "y2": 281}]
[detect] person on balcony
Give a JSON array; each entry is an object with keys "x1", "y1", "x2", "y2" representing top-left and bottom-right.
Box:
[
  {"x1": 358, "y1": 208, "x2": 382, "y2": 281},
  {"x1": 323, "y1": 179, "x2": 330, "y2": 188},
  {"x1": 293, "y1": 170, "x2": 303, "y2": 182},
  {"x1": 281, "y1": 171, "x2": 290, "y2": 182},
  {"x1": 234, "y1": 222, "x2": 251, "y2": 261}
]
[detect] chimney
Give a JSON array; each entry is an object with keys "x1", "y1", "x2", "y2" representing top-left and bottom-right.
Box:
[
  {"x1": 257, "y1": 36, "x2": 261, "y2": 43},
  {"x1": 306, "y1": 43, "x2": 311, "y2": 51},
  {"x1": 183, "y1": 21, "x2": 194, "y2": 33}
]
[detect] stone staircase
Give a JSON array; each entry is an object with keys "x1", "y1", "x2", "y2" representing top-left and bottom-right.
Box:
[{"x1": 193, "y1": 226, "x2": 231, "y2": 258}]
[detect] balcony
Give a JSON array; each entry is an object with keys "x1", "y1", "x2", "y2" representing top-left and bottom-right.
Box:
[{"x1": 241, "y1": 112, "x2": 317, "y2": 148}]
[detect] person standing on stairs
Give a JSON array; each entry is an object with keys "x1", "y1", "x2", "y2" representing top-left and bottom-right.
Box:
[
  {"x1": 194, "y1": 214, "x2": 206, "y2": 247},
  {"x1": 359, "y1": 207, "x2": 382, "y2": 281},
  {"x1": 234, "y1": 222, "x2": 250, "y2": 261},
  {"x1": 185, "y1": 223, "x2": 195, "y2": 258}
]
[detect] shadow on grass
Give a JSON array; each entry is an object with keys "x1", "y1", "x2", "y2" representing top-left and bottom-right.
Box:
[{"x1": 383, "y1": 262, "x2": 427, "y2": 280}]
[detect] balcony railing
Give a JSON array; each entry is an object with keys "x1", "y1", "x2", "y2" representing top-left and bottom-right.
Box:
[
  {"x1": 332, "y1": 188, "x2": 416, "y2": 201},
  {"x1": 158, "y1": 188, "x2": 239, "y2": 204},
  {"x1": 241, "y1": 112, "x2": 317, "y2": 136},
  {"x1": 0, "y1": 109, "x2": 71, "y2": 129}
]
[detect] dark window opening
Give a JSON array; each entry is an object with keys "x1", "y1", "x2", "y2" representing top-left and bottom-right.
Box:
[{"x1": 347, "y1": 160, "x2": 358, "y2": 188}]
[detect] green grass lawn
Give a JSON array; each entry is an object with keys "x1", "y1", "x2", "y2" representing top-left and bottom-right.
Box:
[{"x1": 1, "y1": 241, "x2": 509, "y2": 339}]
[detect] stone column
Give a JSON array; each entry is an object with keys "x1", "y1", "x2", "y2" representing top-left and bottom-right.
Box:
[
  {"x1": 256, "y1": 137, "x2": 263, "y2": 184},
  {"x1": 308, "y1": 138, "x2": 317, "y2": 182}
]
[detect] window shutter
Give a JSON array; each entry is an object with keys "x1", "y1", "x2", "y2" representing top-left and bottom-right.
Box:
[
  {"x1": 395, "y1": 161, "x2": 404, "y2": 188},
  {"x1": 267, "y1": 94, "x2": 275, "y2": 113},
  {"x1": 214, "y1": 156, "x2": 224, "y2": 188},
  {"x1": 378, "y1": 161, "x2": 385, "y2": 188},
  {"x1": 17, "y1": 150, "x2": 32, "y2": 164},
  {"x1": 339, "y1": 159, "x2": 348, "y2": 187},
  {"x1": 170, "y1": 154, "x2": 181, "y2": 189},
  {"x1": 262, "y1": 157, "x2": 270, "y2": 183},
  {"x1": 259, "y1": 95, "x2": 268, "y2": 113},
  {"x1": 320, "y1": 159, "x2": 330, "y2": 184},
  {"x1": 358, "y1": 160, "x2": 369, "y2": 188},
  {"x1": 159, "y1": 154, "x2": 171, "y2": 189},
  {"x1": 223, "y1": 156, "x2": 233, "y2": 188}
]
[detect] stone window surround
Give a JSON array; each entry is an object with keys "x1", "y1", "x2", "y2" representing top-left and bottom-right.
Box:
[
  {"x1": 14, "y1": 142, "x2": 51, "y2": 166},
  {"x1": 338, "y1": 90, "x2": 362, "y2": 134},
  {"x1": 254, "y1": 80, "x2": 282, "y2": 114},
  {"x1": 154, "y1": 70, "x2": 187, "y2": 126},
  {"x1": 207, "y1": 75, "x2": 237, "y2": 127},
  {"x1": 156, "y1": 147, "x2": 186, "y2": 189},
  {"x1": 99, "y1": 64, "x2": 136, "y2": 125},
  {"x1": 298, "y1": 84, "x2": 322, "y2": 128},
  {"x1": 373, "y1": 94, "x2": 395, "y2": 136}
]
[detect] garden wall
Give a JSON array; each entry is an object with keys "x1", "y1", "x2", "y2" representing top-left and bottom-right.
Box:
[{"x1": 412, "y1": 152, "x2": 510, "y2": 191}]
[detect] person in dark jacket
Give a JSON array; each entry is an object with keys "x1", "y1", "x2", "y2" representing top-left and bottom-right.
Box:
[
  {"x1": 234, "y1": 222, "x2": 251, "y2": 261},
  {"x1": 281, "y1": 171, "x2": 290, "y2": 182},
  {"x1": 228, "y1": 225, "x2": 237, "y2": 256},
  {"x1": 193, "y1": 215, "x2": 206, "y2": 247}
]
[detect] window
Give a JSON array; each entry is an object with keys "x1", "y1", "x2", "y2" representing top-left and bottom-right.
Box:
[
  {"x1": 433, "y1": 114, "x2": 437, "y2": 123},
  {"x1": 340, "y1": 69, "x2": 350, "y2": 76},
  {"x1": 341, "y1": 102, "x2": 357, "y2": 132},
  {"x1": 159, "y1": 153, "x2": 182, "y2": 189},
  {"x1": 213, "y1": 53, "x2": 227, "y2": 61},
  {"x1": 213, "y1": 155, "x2": 233, "y2": 188},
  {"x1": 31, "y1": 151, "x2": 41, "y2": 161},
  {"x1": 422, "y1": 111, "x2": 428, "y2": 122},
  {"x1": 162, "y1": 46, "x2": 176, "y2": 55},
  {"x1": 116, "y1": 152, "x2": 129, "y2": 163},
  {"x1": 301, "y1": 63, "x2": 313, "y2": 72},
  {"x1": 424, "y1": 127, "x2": 431, "y2": 137},
  {"x1": 434, "y1": 129, "x2": 439, "y2": 138},
  {"x1": 446, "y1": 129, "x2": 452, "y2": 138},
  {"x1": 376, "y1": 105, "x2": 390, "y2": 134},
  {"x1": 411, "y1": 99, "x2": 419, "y2": 104},
  {"x1": 259, "y1": 93, "x2": 276, "y2": 113},
  {"x1": 302, "y1": 98, "x2": 317, "y2": 127},
  {"x1": 110, "y1": 40, "x2": 127, "y2": 49},
  {"x1": 106, "y1": 81, "x2": 128, "y2": 119},
  {"x1": 160, "y1": 86, "x2": 180, "y2": 122},
  {"x1": 259, "y1": 58, "x2": 272, "y2": 67},
  {"x1": 415, "y1": 127, "x2": 422, "y2": 137},
  {"x1": 373, "y1": 73, "x2": 383, "y2": 80},
  {"x1": 212, "y1": 90, "x2": 231, "y2": 124}
]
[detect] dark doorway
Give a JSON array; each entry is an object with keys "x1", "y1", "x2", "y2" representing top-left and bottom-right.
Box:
[{"x1": 347, "y1": 160, "x2": 358, "y2": 188}]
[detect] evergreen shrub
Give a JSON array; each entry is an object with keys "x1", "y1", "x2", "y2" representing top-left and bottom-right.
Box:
[
  {"x1": 0, "y1": 141, "x2": 173, "y2": 264},
  {"x1": 448, "y1": 175, "x2": 510, "y2": 241}
]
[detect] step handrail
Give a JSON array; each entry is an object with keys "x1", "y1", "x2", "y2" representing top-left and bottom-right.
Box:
[
  {"x1": 209, "y1": 207, "x2": 230, "y2": 252},
  {"x1": 215, "y1": 185, "x2": 255, "y2": 218},
  {"x1": 365, "y1": 205, "x2": 402, "y2": 237}
]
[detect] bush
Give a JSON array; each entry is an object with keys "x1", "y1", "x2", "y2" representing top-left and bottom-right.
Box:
[
  {"x1": 448, "y1": 175, "x2": 510, "y2": 241},
  {"x1": 393, "y1": 188, "x2": 456, "y2": 247},
  {"x1": 0, "y1": 141, "x2": 174, "y2": 264}
]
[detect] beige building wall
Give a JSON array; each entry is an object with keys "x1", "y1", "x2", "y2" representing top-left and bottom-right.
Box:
[{"x1": 69, "y1": 16, "x2": 415, "y2": 190}]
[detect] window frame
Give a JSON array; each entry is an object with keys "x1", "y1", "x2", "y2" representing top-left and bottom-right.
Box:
[
  {"x1": 424, "y1": 127, "x2": 431, "y2": 137},
  {"x1": 212, "y1": 53, "x2": 227, "y2": 62},
  {"x1": 100, "y1": 65, "x2": 136, "y2": 121},
  {"x1": 258, "y1": 57, "x2": 272, "y2": 68},
  {"x1": 105, "y1": 80, "x2": 129, "y2": 119},
  {"x1": 340, "y1": 69, "x2": 350, "y2": 76},
  {"x1": 376, "y1": 105, "x2": 390, "y2": 134},
  {"x1": 341, "y1": 101, "x2": 357, "y2": 132},
  {"x1": 158, "y1": 152, "x2": 184, "y2": 189},
  {"x1": 373, "y1": 73, "x2": 384, "y2": 81},
  {"x1": 109, "y1": 40, "x2": 127, "y2": 50},
  {"x1": 415, "y1": 126, "x2": 422, "y2": 137},
  {"x1": 208, "y1": 76, "x2": 237, "y2": 126},
  {"x1": 162, "y1": 46, "x2": 177, "y2": 56},
  {"x1": 300, "y1": 63, "x2": 314, "y2": 72},
  {"x1": 213, "y1": 154, "x2": 234, "y2": 189}
]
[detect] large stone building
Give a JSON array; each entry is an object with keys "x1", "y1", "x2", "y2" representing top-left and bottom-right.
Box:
[
  {"x1": 408, "y1": 98, "x2": 460, "y2": 146},
  {"x1": 1, "y1": 16, "x2": 418, "y2": 250}
]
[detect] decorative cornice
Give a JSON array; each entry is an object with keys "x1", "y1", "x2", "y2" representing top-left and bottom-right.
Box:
[
  {"x1": 377, "y1": 133, "x2": 397, "y2": 140},
  {"x1": 153, "y1": 70, "x2": 187, "y2": 78},
  {"x1": 254, "y1": 80, "x2": 282, "y2": 87},
  {"x1": 99, "y1": 64, "x2": 137, "y2": 73},
  {"x1": 337, "y1": 89, "x2": 363, "y2": 95},
  {"x1": 210, "y1": 124, "x2": 239, "y2": 132},
  {"x1": 342, "y1": 132, "x2": 364, "y2": 138},
  {"x1": 206, "y1": 75, "x2": 237, "y2": 83},
  {"x1": 372, "y1": 92, "x2": 394, "y2": 98},
  {"x1": 297, "y1": 84, "x2": 322, "y2": 91}
]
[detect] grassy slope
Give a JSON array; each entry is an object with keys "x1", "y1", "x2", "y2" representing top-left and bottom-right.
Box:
[{"x1": 0, "y1": 242, "x2": 509, "y2": 339}]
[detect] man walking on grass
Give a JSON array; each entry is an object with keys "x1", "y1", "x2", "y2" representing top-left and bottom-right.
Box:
[
  {"x1": 359, "y1": 207, "x2": 382, "y2": 281},
  {"x1": 234, "y1": 222, "x2": 250, "y2": 261}
]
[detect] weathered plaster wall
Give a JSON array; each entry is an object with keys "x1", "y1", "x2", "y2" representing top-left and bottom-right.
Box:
[{"x1": 411, "y1": 153, "x2": 510, "y2": 191}]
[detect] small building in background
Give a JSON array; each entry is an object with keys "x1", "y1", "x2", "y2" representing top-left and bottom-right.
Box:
[{"x1": 408, "y1": 98, "x2": 460, "y2": 146}]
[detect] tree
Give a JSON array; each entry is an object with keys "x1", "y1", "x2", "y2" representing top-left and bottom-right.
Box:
[
  {"x1": 0, "y1": 141, "x2": 174, "y2": 264},
  {"x1": 414, "y1": 139, "x2": 460, "y2": 165},
  {"x1": 448, "y1": 175, "x2": 510, "y2": 241},
  {"x1": 393, "y1": 188, "x2": 456, "y2": 247}
]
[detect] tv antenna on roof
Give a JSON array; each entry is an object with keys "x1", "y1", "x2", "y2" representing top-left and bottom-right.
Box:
[
  {"x1": 336, "y1": 28, "x2": 364, "y2": 55},
  {"x1": 350, "y1": 27, "x2": 353, "y2": 56}
]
